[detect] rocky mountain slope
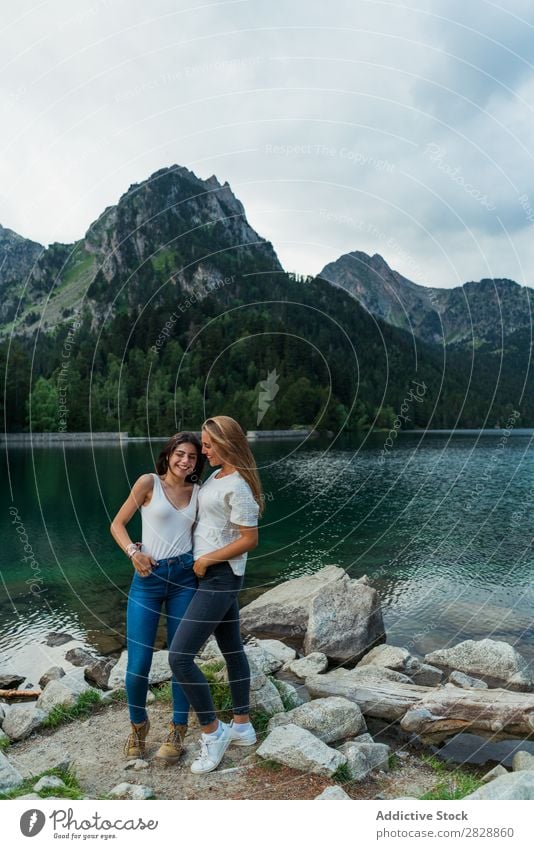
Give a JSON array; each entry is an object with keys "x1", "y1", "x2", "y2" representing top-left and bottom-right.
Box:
[{"x1": 319, "y1": 251, "x2": 533, "y2": 350}]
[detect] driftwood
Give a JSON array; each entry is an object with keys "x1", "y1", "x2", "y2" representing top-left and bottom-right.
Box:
[
  {"x1": 0, "y1": 689, "x2": 41, "y2": 702},
  {"x1": 306, "y1": 672, "x2": 534, "y2": 741},
  {"x1": 401, "y1": 684, "x2": 534, "y2": 743}
]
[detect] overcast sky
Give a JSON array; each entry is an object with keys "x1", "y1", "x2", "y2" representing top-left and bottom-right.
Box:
[{"x1": 1, "y1": 0, "x2": 534, "y2": 287}]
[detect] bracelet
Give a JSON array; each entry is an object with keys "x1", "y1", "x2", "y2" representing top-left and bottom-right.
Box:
[{"x1": 126, "y1": 542, "x2": 141, "y2": 559}]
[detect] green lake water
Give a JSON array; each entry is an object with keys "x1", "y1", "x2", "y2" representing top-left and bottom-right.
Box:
[{"x1": 1, "y1": 431, "x2": 533, "y2": 680}]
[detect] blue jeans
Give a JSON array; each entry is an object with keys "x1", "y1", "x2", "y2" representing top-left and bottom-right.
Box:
[
  {"x1": 125, "y1": 551, "x2": 197, "y2": 724},
  {"x1": 169, "y1": 561, "x2": 250, "y2": 726}
]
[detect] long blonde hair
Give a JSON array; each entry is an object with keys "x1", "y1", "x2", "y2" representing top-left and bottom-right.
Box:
[{"x1": 202, "y1": 415, "x2": 264, "y2": 517}]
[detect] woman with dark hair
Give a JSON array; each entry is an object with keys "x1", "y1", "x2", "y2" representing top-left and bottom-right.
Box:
[
  {"x1": 169, "y1": 415, "x2": 263, "y2": 775},
  {"x1": 110, "y1": 431, "x2": 205, "y2": 763}
]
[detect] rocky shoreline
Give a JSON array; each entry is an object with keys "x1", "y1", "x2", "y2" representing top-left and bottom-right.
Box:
[{"x1": 1, "y1": 565, "x2": 534, "y2": 800}]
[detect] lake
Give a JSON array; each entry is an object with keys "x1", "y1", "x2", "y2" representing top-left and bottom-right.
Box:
[{"x1": 1, "y1": 430, "x2": 533, "y2": 682}]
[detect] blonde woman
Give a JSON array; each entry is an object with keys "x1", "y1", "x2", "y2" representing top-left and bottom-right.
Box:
[{"x1": 169, "y1": 416, "x2": 263, "y2": 775}]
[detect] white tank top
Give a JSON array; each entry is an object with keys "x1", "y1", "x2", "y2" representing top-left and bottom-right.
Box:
[{"x1": 140, "y1": 474, "x2": 199, "y2": 561}]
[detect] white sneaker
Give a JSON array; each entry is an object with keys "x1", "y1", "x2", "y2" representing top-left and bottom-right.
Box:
[
  {"x1": 228, "y1": 721, "x2": 257, "y2": 747},
  {"x1": 190, "y1": 722, "x2": 232, "y2": 774}
]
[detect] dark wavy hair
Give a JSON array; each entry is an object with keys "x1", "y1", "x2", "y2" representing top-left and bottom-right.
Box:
[{"x1": 155, "y1": 431, "x2": 205, "y2": 483}]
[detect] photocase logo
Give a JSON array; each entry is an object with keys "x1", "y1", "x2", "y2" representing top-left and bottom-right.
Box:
[
  {"x1": 257, "y1": 369, "x2": 280, "y2": 425},
  {"x1": 20, "y1": 809, "x2": 46, "y2": 837}
]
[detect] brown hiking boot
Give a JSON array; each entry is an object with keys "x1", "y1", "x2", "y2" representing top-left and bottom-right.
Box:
[
  {"x1": 154, "y1": 722, "x2": 187, "y2": 764},
  {"x1": 124, "y1": 719, "x2": 150, "y2": 759}
]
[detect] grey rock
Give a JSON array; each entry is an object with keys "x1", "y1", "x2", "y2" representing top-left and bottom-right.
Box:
[
  {"x1": 64, "y1": 647, "x2": 98, "y2": 667},
  {"x1": 340, "y1": 740, "x2": 390, "y2": 774},
  {"x1": 465, "y1": 771, "x2": 534, "y2": 799},
  {"x1": 0, "y1": 751, "x2": 24, "y2": 792},
  {"x1": 197, "y1": 636, "x2": 223, "y2": 663},
  {"x1": 39, "y1": 666, "x2": 66, "y2": 688},
  {"x1": 0, "y1": 673, "x2": 24, "y2": 689},
  {"x1": 256, "y1": 723, "x2": 347, "y2": 777},
  {"x1": 425, "y1": 639, "x2": 533, "y2": 691},
  {"x1": 512, "y1": 751, "x2": 534, "y2": 772},
  {"x1": 240, "y1": 564, "x2": 347, "y2": 645},
  {"x1": 146, "y1": 691, "x2": 156, "y2": 704},
  {"x1": 338, "y1": 743, "x2": 370, "y2": 781},
  {"x1": 124, "y1": 759, "x2": 149, "y2": 771},
  {"x1": 46, "y1": 632, "x2": 75, "y2": 647},
  {"x1": 357, "y1": 644, "x2": 411, "y2": 671},
  {"x1": 2, "y1": 704, "x2": 47, "y2": 741},
  {"x1": 315, "y1": 785, "x2": 351, "y2": 799},
  {"x1": 245, "y1": 643, "x2": 283, "y2": 675},
  {"x1": 249, "y1": 677, "x2": 284, "y2": 715},
  {"x1": 303, "y1": 573, "x2": 386, "y2": 664},
  {"x1": 481, "y1": 765, "x2": 508, "y2": 784},
  {"x1": 107, "y1": 649, "x2": 172, "y2": 689},
  {"x1": 258, "y1": 639, "x2": 297, "y2": 665},
  {"x1": 448, "y1": 670, "x2": 488, "y2": 689},
  {"x1": 406, "y1": 659, "x2": 444, "y2": 687},
  {"x1": 84, "y1": 657, "x2": 117, "y2": 690},
  {"x1": 273, "y1": 679, "x2": 305, "y2": 709},
  {"x1": 109, "y1": 782, "x2": 154, "y2": 800},
  {"x1": 18, "y1": 793, "x2": 41, "y2": 799},
  {"x1": 0, "y1": 704, "x2": 5, "y2": 723},
  {"x1": 288, "y1": 653, "x2": 328, "y2": 678},
  {"x1": 354, "y1": 733, "x2": 374, "y2": 744},
  {"x1": 267, "y1": 697, "x2": 365, "y2": 744},
  {"x1": 33, "y1": 775, "x2": 67, "y2": 792},
  {"x1": 36, "y1": 678, "x2": 90, "y2": 713}
]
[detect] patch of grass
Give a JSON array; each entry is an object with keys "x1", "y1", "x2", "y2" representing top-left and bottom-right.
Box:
[
  {"x1": 421, "y1": 753, "x2": 448, "y2": 774},
  {"x1": 151, "y1": 682, "x2": 172, "y2": 703},
  {"x1": 0, "y1": 767, "x2": 84, "y2": 801},
  {"x1": 201, "y1": 662, "x2": 233, "y2": 716},
  {"x1": 419, "y1": 756, "x2": 484, "y2": 800},
  {"x1": 41, "y1": 689, "x2": 102, "y2": 729},
  {"x1": 108, "y1": 688, "x2": 127, "y2": 703},
  {"x1": 420, "y1": 772, "x2": 483, "y2": 801},
  {"x1": 0, "y1": 736, "x2": 11, "y2": 751},
  {"x1": 388, "y1": 753, "x2": 400, "y2": 771},
  {"x1": 333, "y1": 762, "x2": 353, "y2": 785},
  {"x1": 250, "y1": 710, "x2": 272, "y2": 737}
]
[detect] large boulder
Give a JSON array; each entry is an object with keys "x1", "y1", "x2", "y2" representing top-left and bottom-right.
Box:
[
  {"x1": 465, "y1": 771, "x2": 534, "y2": 800},
  {"x1": 303, "y1": 574, "x2": 385, "y2": 664},
  {"x1": 2, "y1": 704, "x2": 47, "y2": 741},
  {"x1": 425, "y1": 640, "x2": 533, "y2": 691},
  {"x1": 256, "y1": 724, "x2": 347, "y2": 777},
  {"x1": 240, "y1": 565, "x2": 346, "y2": 645},
  {"x1": 267, "y1": 697, "x2": 365, "y2": 744}
]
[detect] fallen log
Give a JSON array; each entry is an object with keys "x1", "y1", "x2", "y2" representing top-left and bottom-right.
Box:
[
  {"x1": 0, "y1": 689, "x2": 41, "y2": 702},
  {"x1": 305, "y1": 669, "x2": 433, "y2": 720},
  {"x1": 305, "y1": 670, "x2": 534, "y2": 741},
  {"x1": 401, "y1": 684, "x2": 534, "y2": 743}
]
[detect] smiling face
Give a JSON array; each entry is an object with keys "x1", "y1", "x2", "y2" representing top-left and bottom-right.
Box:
[
  {"x1": 201, "y1": 429, "x2": 225, "y2": 467},
  {"x1": 167, "y1": 441, "x2": 198, "y2": 477}
]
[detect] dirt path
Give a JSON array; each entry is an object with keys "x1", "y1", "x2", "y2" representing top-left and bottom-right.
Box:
[{"x1": 7, "y1": 699, "x2": 443, "y2": 800}]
